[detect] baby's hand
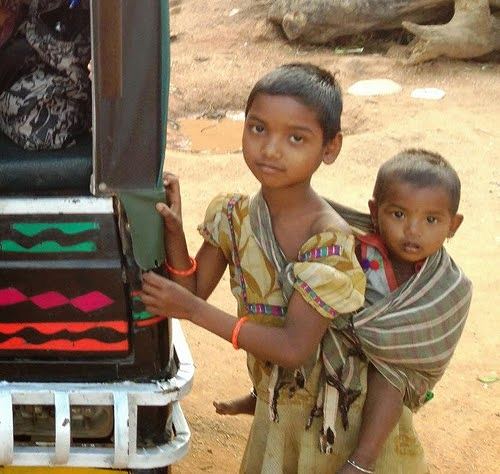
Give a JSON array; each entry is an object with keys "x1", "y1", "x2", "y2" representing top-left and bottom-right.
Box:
[
  {"x1": 157, "y1": 172, "x2": 183, "y2": 235},
  {"x1": 140, "y1": 271, "x2": 196, "y2": 320}
]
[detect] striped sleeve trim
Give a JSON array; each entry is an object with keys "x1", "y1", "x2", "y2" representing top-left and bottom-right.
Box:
[{"x1": 296, "y1": 278, "x2": 338, "y2": 319}]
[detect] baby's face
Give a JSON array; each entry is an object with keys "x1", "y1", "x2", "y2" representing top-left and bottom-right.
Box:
[{"x1": 373, "y1": 181, "x2": 462, "y2": 264}]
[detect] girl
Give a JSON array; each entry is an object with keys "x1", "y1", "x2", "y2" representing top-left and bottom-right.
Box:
[{"x1": 141, "y1": 64, "x2": 433, "y2": 473}]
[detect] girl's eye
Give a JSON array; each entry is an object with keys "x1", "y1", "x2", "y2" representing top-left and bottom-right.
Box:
[
  {"x1": 251, "y1": 124, "x2": 264, "y2": 134},
  {"x1": 393, "y1": 210, "x2": 404, "y2": 219},
  {"x1": 427, "y1": 216, "x2": 437, "y2": 224},
  {"x1": 290, "y1": 135, "x2": 303, "y2": 144}
]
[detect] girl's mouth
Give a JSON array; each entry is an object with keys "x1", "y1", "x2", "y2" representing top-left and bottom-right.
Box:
[{"x1": 257, "y1": 162, "x2": 284, "y2": 173}]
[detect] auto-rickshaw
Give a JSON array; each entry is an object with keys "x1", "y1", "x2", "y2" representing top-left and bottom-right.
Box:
[{"x1": 0, "y1": 1, "x2": 193, "y2": 472}]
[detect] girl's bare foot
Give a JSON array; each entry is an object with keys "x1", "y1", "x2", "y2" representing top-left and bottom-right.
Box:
[{"x1": 213, "y1": 393, "x2": 256, "y2": 416}]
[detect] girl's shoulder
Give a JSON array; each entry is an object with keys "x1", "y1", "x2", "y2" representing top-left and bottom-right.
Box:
[
  {"x1": 293, "y1": 229, "x2": 365, "y2": 317},
  {"x1": 199, "y1": 193, "x2": 251, "y2": 245},
  {"x1": 298, "y1": 228, "x2": 356, "y2": 260},
  {"x1": 310, "y1": 201, "x2": 352, "y2": 236},
  {"x1": 204, "y1": 192, "x2": 250, "y2": 220}
]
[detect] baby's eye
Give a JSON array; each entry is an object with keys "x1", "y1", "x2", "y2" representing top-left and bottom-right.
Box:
[
  {"x1": 290, "y1": 135, "x2": 303, "y2": 144},
  {"x1": 393, "y1": 210, "x2": 405, "y2": 219},
  {"x1": 250, "y1": 124, "x2": 265, "y2": 134},
  {"x1": 427, "y1": 216, "x2": 438, "y2": 224}
]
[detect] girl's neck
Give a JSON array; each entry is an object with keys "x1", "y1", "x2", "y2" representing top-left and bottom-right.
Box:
[
  {"x1": 261, "y1": 184, "x2": 317, "y2": 217},
  {"x1": 261, "y1": 184, "x2": 321, "y2": 261}
]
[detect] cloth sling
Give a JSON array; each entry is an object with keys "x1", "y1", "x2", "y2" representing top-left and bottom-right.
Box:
[{"x1": 248, "y1": 191, "x2": 472, "y2": 454}]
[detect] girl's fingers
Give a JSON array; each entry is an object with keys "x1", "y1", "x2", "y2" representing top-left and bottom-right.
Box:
[
  {"x1": 155, "y1": 202, "x2": 177, "y2": 221},
  {"x1": 163, "y1": 172, "x2": 179, "y2": 188},
  {"x1": 155, "y1": 202, "x2": 180, "y2": 223},
  {"x1": 138, "y1": 292, "x2": 160, "y2": 306},
  {"x1": 144, "y1": 304, "x2": 167, "y2": 317},
  {"x1": 162, "y1": 171, "x2": 178, "y2": 183},
  {"x1": 163, "y1": 173, "x2": 182, "y2": 212},
  {"x1": 163, "y1": 174, "x2": 180, "y2": 197},
  {"x1": 142, "y1": 271, "x2": 170, "y2": 290}
]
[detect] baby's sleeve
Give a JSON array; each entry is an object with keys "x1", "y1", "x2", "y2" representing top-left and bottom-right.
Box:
[{"x1": 293, "y1": 231, "x2": 366, "y2": 319}]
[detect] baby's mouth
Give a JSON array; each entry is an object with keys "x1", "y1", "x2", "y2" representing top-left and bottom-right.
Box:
[{"x1": 402, "y1": 241, "x2": 421, "y2": 253}]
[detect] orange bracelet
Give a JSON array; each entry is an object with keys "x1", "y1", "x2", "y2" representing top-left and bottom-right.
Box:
[
  {"x1": 165, "y1": 256, "x2": 197, "y2": 276},
  {"x1": 231, "y1": 316, "x2": 249, "y2": 350}
]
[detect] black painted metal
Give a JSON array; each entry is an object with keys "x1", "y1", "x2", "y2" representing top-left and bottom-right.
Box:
[{"x1": 0, "y1": 211, "x2": 173, "y2": 382}]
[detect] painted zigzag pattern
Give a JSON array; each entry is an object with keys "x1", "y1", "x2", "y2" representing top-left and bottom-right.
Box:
[
  {"x1": 0, "y1": 288, "x2": 128, "y2": 352},
  {"x1": 1, "y1": 222, "x2": 99, "y2": 253},
  {"x1": 0, "y1": 321, "x2": 128, "y2": 351},
  {"x1": 0, "y1": 287, "x2": 114, "y2": 312}
]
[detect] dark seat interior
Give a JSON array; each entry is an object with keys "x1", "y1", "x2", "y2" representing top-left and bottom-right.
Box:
[{"x1": 0, "y1": 132, "x2": 92, "y2": 194}]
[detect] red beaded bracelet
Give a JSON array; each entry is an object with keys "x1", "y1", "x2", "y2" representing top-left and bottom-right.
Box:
[
  {"x1": 165, "y1": 256, "x2": 197, "y2": 276},
  {"x1": 231, "y1": 316, "x2": 249, "y2": 350}
]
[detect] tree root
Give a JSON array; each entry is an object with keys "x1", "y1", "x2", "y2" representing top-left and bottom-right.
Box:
[{"x1": 402, "y1": 0, "x2": 500, "y2": 63}]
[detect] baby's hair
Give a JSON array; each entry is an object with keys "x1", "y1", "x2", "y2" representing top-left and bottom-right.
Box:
[
  {"x1": 373, "y1": 149, "x2": 461, "y2": 214},
  {"x1": 245, "y1": 63, "x2": 342, "y2": 143}
]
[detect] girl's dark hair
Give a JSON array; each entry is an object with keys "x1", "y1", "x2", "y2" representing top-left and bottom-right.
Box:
[
  {"x1": 245, "y1": 63, "x2": 342, "y2": 143},
  {"x1": 373, "y1": 149, "x2": 461, "y2": 214}
]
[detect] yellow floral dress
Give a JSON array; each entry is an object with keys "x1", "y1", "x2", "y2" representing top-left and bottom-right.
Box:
[{"x1": 198, "y1": 193, "x2": 428, "y2": 474}]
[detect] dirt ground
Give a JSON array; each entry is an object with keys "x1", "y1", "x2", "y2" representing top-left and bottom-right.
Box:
[{"x1": 166, "y1": 1, "x2": 499, "y2": 472}]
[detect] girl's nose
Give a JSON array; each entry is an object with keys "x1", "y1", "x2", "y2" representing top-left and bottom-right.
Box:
[{"x1": 262, "y1": 138, "x2": 282, "y2": 160}]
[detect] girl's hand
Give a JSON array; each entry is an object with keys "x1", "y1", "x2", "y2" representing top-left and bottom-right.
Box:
[
  {"x1": 157, "y1": 172, "x2": 184, "y2": 235},
  {"x1": 141, "y1": 271, "x2": 197, "y2": 320}
]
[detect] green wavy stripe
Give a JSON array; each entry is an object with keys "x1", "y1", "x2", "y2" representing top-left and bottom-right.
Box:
[
  {"x1": 0, "y1": 240, "x2": 96, "y2": 253},
  {"x1": 133, "y1": 310, "x2": 154, "y2": 321},
  {"x1": 12, "y1": 222, "x2": 100, "y2": 237}
]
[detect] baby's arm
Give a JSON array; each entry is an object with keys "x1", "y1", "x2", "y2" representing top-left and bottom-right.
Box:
[
  {"x1": 339, "y1": 364, "x2": 403, "y2": 473},
  {"x1": 156, "y1": 173, "x2": 227, "y2": 299}
]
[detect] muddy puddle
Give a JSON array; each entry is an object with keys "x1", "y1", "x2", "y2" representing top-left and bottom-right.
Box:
[{"x1": 168, "y1": 114, "x2": 244, "y2": 153}]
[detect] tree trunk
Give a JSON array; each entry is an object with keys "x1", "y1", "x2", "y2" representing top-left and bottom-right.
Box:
[
  {"x1": 403, "y1": 0, "x2": 500, "y2": 63},
  {"x1": 268, "y1": 0, "x2": 454, "y2": 43},
  {"x1": 267, "y1": 0, "x2": 499, "y2": 61}
]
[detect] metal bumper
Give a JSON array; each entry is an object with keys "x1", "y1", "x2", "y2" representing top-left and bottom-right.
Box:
[{"x1": 0, "y1": 319, "x2": 194, "y2": 469}]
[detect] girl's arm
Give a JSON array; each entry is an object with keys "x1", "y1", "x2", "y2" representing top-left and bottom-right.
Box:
[
  {"x1": 157, "y1": 173, "x2": 227, "y2": 299},
  {"x1": 140, "y1": 273, "x2": 330, "y2": 368},
  {"x1": 338, "y1": 364, "x2": 403, "y2": 473}
]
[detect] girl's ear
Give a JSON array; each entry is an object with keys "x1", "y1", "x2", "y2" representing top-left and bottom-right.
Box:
[
  {"x1": 368, "y1": 198, "x2": 378, "y2": 229},
  {"x1": 322, "y1": 133, "x2": 343, "y2": 165},
  {"x1": 448, "y1": 213, "x2": 463, "y2": 238}
]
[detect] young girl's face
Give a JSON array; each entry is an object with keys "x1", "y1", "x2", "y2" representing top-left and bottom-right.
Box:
[
  {"x1": 370, "y1": 180, "x2": 463, "y2": 264},
  {"x1": 242, "y1": 93, "x2": 341, "y2": 190}
]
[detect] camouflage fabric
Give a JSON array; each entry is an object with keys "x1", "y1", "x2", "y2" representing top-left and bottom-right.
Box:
[{"x1": 0, "y1": 0, "x2": 91, "y2": 150}]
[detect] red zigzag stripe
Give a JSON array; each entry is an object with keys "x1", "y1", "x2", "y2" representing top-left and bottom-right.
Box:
[
  {"x1": 0, "y1": 321, "x2": 128, "y2": 334},
  {"x1": 0, "y1": 338, "x2": 129, "y2": 351}
]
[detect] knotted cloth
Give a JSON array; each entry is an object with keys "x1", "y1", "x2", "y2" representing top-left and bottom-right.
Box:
[{"x1": 248, "y1": 191, "x2": 472, "y2": 453}]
